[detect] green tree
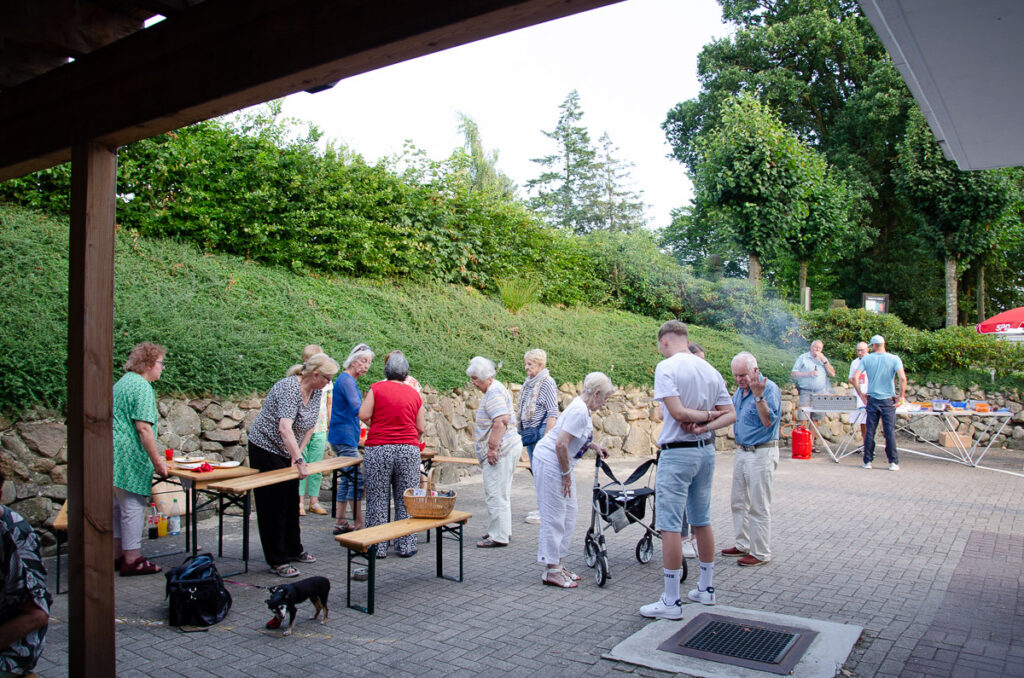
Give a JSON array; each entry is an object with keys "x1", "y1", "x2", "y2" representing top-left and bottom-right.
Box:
[
  {"x1": 893, "y1": 112, "x2": 1011, "y2": 327},
  {"x1": 593, "y1": 133, "x2": 646, "y2": 232},
  {"x1": 456, "y1": 113, "x2": 517, "y2": 198},
  {"x1": 527, "y1": 90, "x2": 603, "y2": 234},
  {"x1": 659, "y1": 205, "x2": 747, "y2": 279},
  {"x1": 692, "y1": 94, "x2": 846, "y2": 287}
]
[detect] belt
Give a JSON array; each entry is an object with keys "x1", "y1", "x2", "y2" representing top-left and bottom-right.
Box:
[
  {"x1": 660, "y1": 438, "x2": 713, "y2": 450},
  {"x1": 738, "y1": 442, "x2": 779, "y2": 452}
]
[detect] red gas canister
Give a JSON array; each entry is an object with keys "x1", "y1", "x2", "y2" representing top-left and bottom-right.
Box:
[{"x1": 791, "y1": 426, "x2": 812, "y2": 459}]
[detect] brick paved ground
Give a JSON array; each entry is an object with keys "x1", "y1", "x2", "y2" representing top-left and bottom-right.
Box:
[{"x1": 33, "y1": 439, "x2": 1024, "y2": 677}]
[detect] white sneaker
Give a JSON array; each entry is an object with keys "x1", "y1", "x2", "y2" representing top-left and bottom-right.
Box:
[
  {"x1": 524, "y1": 510, "x2": 541, "y2": 525},
  {"x1": 861, "y1": 462, "x2": 872, "y2": 469},
  {"x1": 889, "y1": 463, "x2": 900, "y2": 471},
  {"x1": 639, "y1": 595, "x2": 683, "y2": 620},
  {"x1": 687, "y1": 586, "x2": 716, "y2": 606},
  {"x1": 681, "y1": 538, "x2": 697, "y2": 559}
]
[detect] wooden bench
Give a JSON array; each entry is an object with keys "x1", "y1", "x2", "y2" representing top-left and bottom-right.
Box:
[
  {"x1": 203, "y1": 456, "x2": 362, "y2": 572},
  {"x1": 52, "y1": 500, "x2": 68, "y2": 594},
  {"x1": 334, "y1": 510, "x2": 472, "y2": 614}
]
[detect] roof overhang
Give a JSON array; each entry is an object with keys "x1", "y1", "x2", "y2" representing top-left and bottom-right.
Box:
[
  {"x1": 859, "y1": 0, "x2": 1024, "y2": 170},
  {"x1": 0, "y1": 0, "x2": 623, "y2": 182}
]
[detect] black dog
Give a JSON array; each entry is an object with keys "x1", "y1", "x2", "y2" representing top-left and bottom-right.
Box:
[{"x1": 265, "y1": 576, "x2": 330, "y2": 636}]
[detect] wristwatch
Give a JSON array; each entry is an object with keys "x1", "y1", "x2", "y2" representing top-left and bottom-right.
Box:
[{"x1": 754, "y1": 396, "x2": 764, "y2": 403}]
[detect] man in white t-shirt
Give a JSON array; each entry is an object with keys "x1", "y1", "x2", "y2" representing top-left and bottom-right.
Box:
[
  {"x1": 639, "y1": 321, "x2": 735, "y2": 620},
  {"x1": 847, "y1": 342, "x2": 870, "y2": 442}
]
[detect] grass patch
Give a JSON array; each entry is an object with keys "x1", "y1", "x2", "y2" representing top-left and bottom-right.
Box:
[{"x1": 496, "y1": 276, "x2": 541, "y2": 314}]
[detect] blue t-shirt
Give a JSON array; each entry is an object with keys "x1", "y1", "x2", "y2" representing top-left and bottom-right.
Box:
[
  {"x1": 791, "y1": 351, "x2": 829, "y2": 392},
  {"x1": 859, "y1": 352, "x2": 904, "y2": 399},
  {"x1": 327, "y1": 372, "x2": 361, "y2": 447},
  {"x1": 732, "y1": 377, "x2": 781, "y2": 447}
]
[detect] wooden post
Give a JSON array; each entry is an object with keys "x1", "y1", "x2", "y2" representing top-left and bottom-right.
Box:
[{"x1": 67, "y1": 141, "x2": 117, "y2": 677}]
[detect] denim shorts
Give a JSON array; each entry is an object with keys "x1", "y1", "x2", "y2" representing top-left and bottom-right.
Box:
[
  {"x1": 330, "y1": 444, "x2": 363, "y2": 501},
  {"x1": 655, "y1": 443, "x2": 716, "y2": 531}
]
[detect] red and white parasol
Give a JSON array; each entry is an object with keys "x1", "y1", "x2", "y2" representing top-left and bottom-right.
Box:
[{"x1": 976, "y1": 307, "x2": 1024, "y2": 335}]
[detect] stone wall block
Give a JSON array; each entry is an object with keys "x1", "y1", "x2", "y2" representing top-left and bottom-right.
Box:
[
  {"x1": 243, "y1": 410, "x2": 259, "y2": 432},
  {"x1": 623, "y1": 426, "x2": 653, "y2": 456},
  {"x1": 940, "y1": 385, "x2": 966, "y2": 400},
  {"x1": 180, "y1": 437, "x2": 200, "y2": 453},
  {"x1": 158, "y1": 432, "x2": 183, "y2": 451},
  {"x1": 10, "y1": 496, "x2": 52, "y2": 524},
  {"x1": 222, "y1": 445, "x2": 247, "y2": 462},
  {"x1": 1012, "y1": 426, "x2": 1024, "y2": 440},
  {"x1": 158, "y1": 399, "x2": 173, "y2": 417},
  {"x1": 14, "y1": 482, "x2": 40, "y2": 500},
  {"x1": 201, "y1": 417, "x2": 217, "y2": 432},
  {"x1": 216, "y1": 417, "x2": 238, "y2": 430},
  {"x1": 27, "y1": 456, "x2": 56, "y2": 474},
  {"x1": 0, "y1": 450, "x2": 31, "y2": 481},
  {"x1": 166, "y1": 401, "x2": 202, "y2": 437},
  {"x1": 1, "y1": 480, "x2": 14, "y2": 504},
  {"x1": 42, "y1": 484, "x2": 66, "y2": 501},
  {"x1": 203, "y1": 429, "x2": 241, "y2": 443},
  {"x1": 626, "y1": 409, "x2": 645, "y2": 421},
  {"x1": 597, "y1": 434, "x2": 623, "y2": 452},
  {"x1": 906, "y1": 416, "x2": 944, "y2": 442},
  {"x1": 189, "y1": 398, "x2": 211, "y2": 413},
  {"x1": 203, "y1": 403, "x2": 225, "y2": 421},
  {"x1": 49, "y1": 465, "x2": 67, "y2": 485},
  {"x1": 603, "y1": 413, "x2": 629, "y2": 437},
  {"x1": 15, "y1": 421, "x2": 66, "y2": 458},
  {"x1": 200, "y1": 440, "x2": 224, "y2": 452}
]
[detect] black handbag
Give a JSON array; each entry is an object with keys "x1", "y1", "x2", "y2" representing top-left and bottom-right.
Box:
[
  {"x1": 519, "y1": 423, "x2": 546, "y2": 447},
  {"x1": 164, "y1": 553, "x2": 232, "y2": 627}
]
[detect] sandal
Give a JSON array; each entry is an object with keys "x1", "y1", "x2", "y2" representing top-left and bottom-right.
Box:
[
  {"x1": 308, "y1": 502, "x2": 328, "y2": 515},
  {"x1": 476, "y1": 538, "x2": 508, "y2": 548},
  {"x1": 333, "y1": 522, "x2": 353, "y2": 535},
  {"x1": 562, "y1": 567, "x2": 581, "y2": 582},
  {"x1": 542, "y1": 569, "x2": 577, "y2": 588},
  {"x1": 298, "y1": 501, "x2": 306, "y2": 517},
  {"x1": 291, "y1": 551, "x2": 316, "y2": 564},
  {"x1": 272, "y1": 564, "x2": 300, "y2": 578},
  {"x1": 120, "y1": 558, "x2": 161, "y2": 576}
]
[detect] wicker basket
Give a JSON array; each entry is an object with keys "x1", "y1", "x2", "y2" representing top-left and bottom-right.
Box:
[{"x1": 403, "y1": 488, "x2": 456, "y2": 518}]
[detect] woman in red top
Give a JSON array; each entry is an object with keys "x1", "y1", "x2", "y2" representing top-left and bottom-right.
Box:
[{"x1": 358, "y1": 351, "x2": 425, "y2": 558}]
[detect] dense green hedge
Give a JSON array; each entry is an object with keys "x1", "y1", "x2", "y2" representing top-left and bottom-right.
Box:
[
  {"x1": 802, "y1": 308, "x2": 1024, "y2": 376},
  {"x1": 0, "y1": 205, "x2": 798, "y2": 415}
]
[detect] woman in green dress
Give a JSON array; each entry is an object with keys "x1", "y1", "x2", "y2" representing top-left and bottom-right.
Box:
[{"x1": 112, "y1": 342, "x2": 169, "y2": 576}]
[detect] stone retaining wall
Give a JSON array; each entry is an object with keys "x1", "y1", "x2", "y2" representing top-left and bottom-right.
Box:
[{"x1": 2, "y1": 380, "x2": 1022, "y2": 545}]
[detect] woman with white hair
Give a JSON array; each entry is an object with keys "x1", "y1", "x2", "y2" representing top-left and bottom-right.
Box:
[
  {"x1": 359, "y1": 351, "x2": 425, "y2": 558},
  {"x1": 468, "y1": 356, "x2": 523, "y2": 548},
  {"x1": 248, "y1": 351, "x2": 339, "y2": 577},
  {"x1": 328, "y1": 343, "x2": 374, "y2": 534},
  {"x1": 533, "y1": 372, "x2": 613, "y2": 587}
]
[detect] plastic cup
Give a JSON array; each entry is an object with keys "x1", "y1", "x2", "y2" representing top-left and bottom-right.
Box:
[{"x1": 165, "y1": 449, "x2": 174, "y2": 460}]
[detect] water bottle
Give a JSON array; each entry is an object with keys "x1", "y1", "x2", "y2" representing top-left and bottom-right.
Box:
[{"x1": 169, "y1": 499, "x2": 181, "y2": 535}]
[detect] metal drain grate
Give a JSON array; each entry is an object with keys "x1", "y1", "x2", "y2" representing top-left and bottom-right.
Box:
[{"x1": 658, "y1": 613, "x2": 818, "y2": 675}]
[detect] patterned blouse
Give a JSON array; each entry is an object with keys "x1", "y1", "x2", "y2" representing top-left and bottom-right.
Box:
[
  {"x1": 112, "y1": 371, "x2": 158, "y2": 496},
  {"x1": 0, "y1": 506, "x2": 51, "y2": 675},
  {"x1": 248, "y1": 376, "x2": 322, "y2": 458}
]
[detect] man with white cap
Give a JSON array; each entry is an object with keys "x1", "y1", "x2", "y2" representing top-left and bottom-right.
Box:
[{"x1": 852, "y1": 335, "x2": 907, "y2": 471}]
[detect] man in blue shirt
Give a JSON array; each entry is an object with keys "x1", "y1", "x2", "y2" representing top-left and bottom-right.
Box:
[
  {"x1": 853, "y1": 335, "x2": 908, "y2": 471},
  {"x1": 721, "y1": 351, "x2": 781, "y2": 567},
  {"x1": 790, "y1": 340, "x2": 835, "y2": 451}
]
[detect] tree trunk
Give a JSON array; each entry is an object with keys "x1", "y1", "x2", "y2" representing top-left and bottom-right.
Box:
[
  {"x1": 944, "y1": 256, "x2": 958, "y2": 328},
  {"x1": 798, "y1": 260, "x2": 808, "y2": 305},
  {"x1": 977, "y1": 264, "x2": 986, "y2": 323},
  {"x1": 748, "y1": 253, "x2": 762, "y2": 285}
]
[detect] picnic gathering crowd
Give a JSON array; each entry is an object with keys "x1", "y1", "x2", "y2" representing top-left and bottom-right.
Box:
[{"x1": 0, "y1": 322, "x2": 910, "y2": 674}]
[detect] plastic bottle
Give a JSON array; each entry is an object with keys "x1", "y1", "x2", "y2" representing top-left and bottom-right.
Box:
[
  {"x1": 168, "y1": 499, "x2": 181, "y2": 535},
  {"x1": 157, "y1": 512, "x2": 168, "y2": 538},
  {"x1": 147, "y1": 502, "x2": 159, "y2": 539}
]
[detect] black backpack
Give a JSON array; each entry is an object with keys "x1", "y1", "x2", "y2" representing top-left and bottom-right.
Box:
[{"x1": 164, "y1": 553, "x2": 232, "y2": 627}]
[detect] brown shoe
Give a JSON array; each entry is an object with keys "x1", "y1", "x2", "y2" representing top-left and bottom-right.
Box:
[
  {"x1": 738, "y1": 555, "x2": 767, "y2": 567},
  {"x1": 721, "y1": 547, "x2": 747, "y2": 557}
]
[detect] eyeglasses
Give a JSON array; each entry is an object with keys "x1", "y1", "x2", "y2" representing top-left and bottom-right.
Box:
[{"x1": 156, "y1": 360, "x2": 166, "y2": 367}]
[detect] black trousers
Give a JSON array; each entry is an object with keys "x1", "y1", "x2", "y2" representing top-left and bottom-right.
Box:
[{"x1": 248, "y1": 442, "x2": 303, "y2": 567}]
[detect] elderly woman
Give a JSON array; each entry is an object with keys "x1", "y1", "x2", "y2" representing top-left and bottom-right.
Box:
[
  {"x1": 359, "y1": 351, "x2": 425, "y2": 558},
  {"x1": 468, "y1": 356, "x2": 523, "y2": 548},
  {"x1": 298, "y1": 344, "x2": 333, "y2": 516},
  {"x1": 113, "y1": 342, "x2": 169, "y2": 576},
  {"x1": 328, "y1": 343, "x2": 373, "y2": 535},
  {"x1": 518, "y1": 348, "x2": 559, "y2": 525},
  {"x1": 533, "y1": 372, "x2": 612, "y2": 587},
  {"x1": 248, "y1": 352, "x2": 339, "y2": 577}
]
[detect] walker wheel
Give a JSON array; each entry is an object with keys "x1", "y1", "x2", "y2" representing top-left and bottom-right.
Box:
[
  {"x1": 636, "y1": 535, "x2": 654, "y2": 564},
  {"x1": 584, "y1": 534, "x2": 598, "y2": 568},
  {"x1": 595, "y1": 556, "x2": 609, "y2": 587}
]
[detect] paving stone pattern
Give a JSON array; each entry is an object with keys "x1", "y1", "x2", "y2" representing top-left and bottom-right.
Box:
[{"x1": 33, "y1": 442, "x2": 1024, "y2": 677}]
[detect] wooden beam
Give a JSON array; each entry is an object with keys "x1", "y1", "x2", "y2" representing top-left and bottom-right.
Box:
[
  {"x1": 0, "y1": 42, "x2": 69, "y2": 89},
  {"x1": 0, "y1": 0, "x2": 623, "y2": 181},
  {"x1": 67, "y1": 141, "x2": 117, "y2": 678},
  {"x1": 0, "y1": 0, "x2": 144, "y2": 57}
]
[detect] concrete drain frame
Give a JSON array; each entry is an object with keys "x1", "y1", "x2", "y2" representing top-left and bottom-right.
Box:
[{"x1": 657, "y1": 612, "x2": 819, "y2": 675}]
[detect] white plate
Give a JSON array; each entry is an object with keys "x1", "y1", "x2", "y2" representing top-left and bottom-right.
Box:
[
  {"x1": 177, "y1": 462, "x2": 204, "y2": 470},
  {"x1": 210, "y1": 460, "x2": 241, "y2": 468}
]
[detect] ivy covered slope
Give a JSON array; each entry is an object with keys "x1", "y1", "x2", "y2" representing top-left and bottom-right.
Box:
[{"x1": 0, "y1": 205, "x2": 797, "y2": 415}]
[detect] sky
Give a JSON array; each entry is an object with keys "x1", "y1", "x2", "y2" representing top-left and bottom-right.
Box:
[{"x1": 278, "y1": 0, "x2": 734, "y2": 230}]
